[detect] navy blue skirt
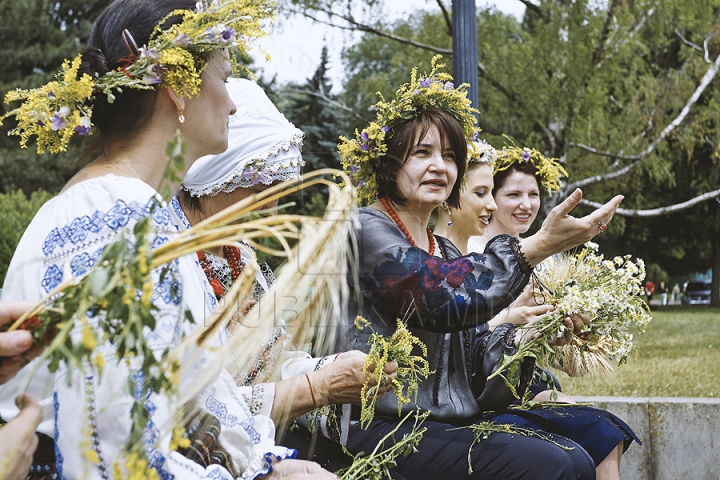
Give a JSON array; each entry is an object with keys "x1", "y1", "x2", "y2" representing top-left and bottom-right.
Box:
[{"x1": 484, "y1": 405, "x2": 641, "y2": 466}]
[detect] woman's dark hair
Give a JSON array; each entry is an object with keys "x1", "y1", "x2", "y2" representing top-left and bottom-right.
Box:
[
  {"x1": 492, "y1": 161, "x2": 540, "y2": 196},
  {"x1": 78, "y1": 0, "x2": 198, "y2": 162},
  {"x1": 376, "y1": 109, "x2": 467, "y2": 209}
]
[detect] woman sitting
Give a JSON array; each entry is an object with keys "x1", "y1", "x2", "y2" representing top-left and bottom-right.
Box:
[
  {"x1": 332, "y1": 60, "x2": 636, "y2": 479},
  {"x1": 173, "y1": 77, "x2": 396, "y2": 442},
  {"x1": 0, "y1": 1, "x2": 337, "y2": 478}
]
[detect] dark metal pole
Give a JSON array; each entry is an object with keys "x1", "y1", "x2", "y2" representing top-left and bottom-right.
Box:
[{"x1": 452, "y1": 0, "x2": 479, "y2": 117}]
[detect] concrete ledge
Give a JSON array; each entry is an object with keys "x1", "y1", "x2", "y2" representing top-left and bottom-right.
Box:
[{"x1": 575, "y1": 396, "x2": 720, "y2": 479}]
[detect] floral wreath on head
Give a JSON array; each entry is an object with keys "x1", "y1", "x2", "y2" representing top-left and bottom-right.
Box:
[
  {"x1": 0, "y1": 0, "x2": 276, "y2": 154},
  {"x1": 338, "y1": 55, "x2": 481, "y2": 205},
  {"x1": 468, "y1": 139, "x2": 497, "y2": 166},
  {"x1": 494, "y1": 138, "x2": 568, "y2": 194}
]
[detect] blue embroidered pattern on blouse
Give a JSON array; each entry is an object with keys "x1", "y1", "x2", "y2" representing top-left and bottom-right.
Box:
[
  {"x1": 239, "y1": 418, "x2": 261, "y2": 444},
  {"x1": 133, "y1": 371, "x2": 175, "y2": 480},
  {"x1": 206, "y1": 393, "x2": 240, "y2": 429},
  {"x1": 42, "y1": 199, "x2": 171, "y2": 257},
  {"x1": 53, "y1": 391, "x2": 65, "y2": 479},
  {"x1": 40, "y1": 198, "x2": 178, "y2": 296}
]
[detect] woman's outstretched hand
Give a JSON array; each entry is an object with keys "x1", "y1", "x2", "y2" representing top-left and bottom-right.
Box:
[{"x1": 519, "y1": 189, "x2": 623, "y2": 267}]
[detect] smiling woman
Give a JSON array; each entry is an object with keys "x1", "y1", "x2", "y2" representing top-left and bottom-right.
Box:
[{"x1": 325, "y1": 59, "x2": 630, "y2": 479}]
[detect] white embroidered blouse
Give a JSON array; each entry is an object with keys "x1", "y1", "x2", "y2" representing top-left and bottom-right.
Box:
[{"x1": 0, "y1": 174, "x2": 295, "y2": 479}]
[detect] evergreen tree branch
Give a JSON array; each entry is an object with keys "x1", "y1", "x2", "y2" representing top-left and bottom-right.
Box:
[
  {"x1": 287, "y1": 88, "x2": 365, "y2": 119},
  {"x1": 568, "y1": 51, "x2": 720, "y2": 190},
  {"x1": 580, "y1": 189, "x2": 720, "y2": 217}
]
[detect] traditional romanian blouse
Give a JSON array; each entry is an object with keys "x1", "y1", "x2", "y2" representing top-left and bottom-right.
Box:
[{"x1": 0, "y1": 175, "x2": 296, "y2": 479}]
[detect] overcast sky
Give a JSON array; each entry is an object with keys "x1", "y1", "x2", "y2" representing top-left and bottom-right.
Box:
[{"x1": 252, "y1": 0, "x2": 526, "y2": 89}]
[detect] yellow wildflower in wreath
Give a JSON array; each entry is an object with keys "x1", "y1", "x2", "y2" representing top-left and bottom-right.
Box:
[
  {"x1": 338, "y1": 55, "x2": 481, "y2": 205},
  {"x1": 494, "y1": 139, "x2": 568, "y2": 194},
  {"x1": 0, "y1": 0, "x2": 276, "y2": 154}
]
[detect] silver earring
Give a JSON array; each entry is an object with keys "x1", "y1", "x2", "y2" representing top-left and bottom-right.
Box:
[
  {"x1": 178, "y1": 111, "x2": 185, "y2": 124},
  {"x1": 443, "y1": 203, "x2": 453, "y2": 226}
]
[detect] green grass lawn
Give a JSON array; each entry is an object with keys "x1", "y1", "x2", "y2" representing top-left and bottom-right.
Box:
[{"x1": 550, "y1": 306, "x2": 720, "y2": 398}]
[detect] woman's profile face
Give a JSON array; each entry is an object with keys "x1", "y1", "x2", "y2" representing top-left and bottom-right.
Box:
[
  {"x1": 182, "y1": 52, "x2": 236, "y2": 160},
  {"x1": 452, "y1": 163, "x2": 497, "y2": 238},
  {"x1": 492, "y1": 169, "x2": 540, "y2": 236},
  {"x1": 395, "y1": 124, "x2": 458, "y2": 211}
]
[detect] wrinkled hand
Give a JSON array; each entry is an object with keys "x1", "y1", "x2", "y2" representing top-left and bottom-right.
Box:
[
  {"x1": 0, "y1": 301, "x2": 44, "y2": 385},
  {"x1": 521, "y1": 189, "x2": 624, "y2": 265},
  {"x1": 264, "y1": 459, "x2": 337, "y2": 479},
  {"x1": 313, "y1": 350, "x2": 398, "y2": 405},
  {"x1": 0, "y1": 394, "x2": 42, "y2": 480}
]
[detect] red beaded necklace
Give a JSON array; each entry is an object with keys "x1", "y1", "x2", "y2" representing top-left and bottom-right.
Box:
[
  {"x1": 380, "y1": 197, "x2": 435, "y2": 256},
  {"x1": 197, "y1": 245, "x2": 246, "y2": 299}
]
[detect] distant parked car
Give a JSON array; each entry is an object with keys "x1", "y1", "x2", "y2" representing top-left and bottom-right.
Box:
[{"x1": 682, "y1": 280, "x2": 712, "y2": 305}]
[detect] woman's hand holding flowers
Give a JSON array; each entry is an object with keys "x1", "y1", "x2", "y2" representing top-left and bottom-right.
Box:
[{"x1": 315, "y1": 350, "x2": 398, "y2": 406}]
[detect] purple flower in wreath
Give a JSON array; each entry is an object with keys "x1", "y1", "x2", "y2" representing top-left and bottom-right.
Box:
[
  {"x1": 357, "y1": 180, "x2": 365, "y2": 188},
  {"x1": 521, "y1": 150, "x2": 531, "y2": 162},
  {"x1": 419, "y1": 78, "x2": 432, "y2": 88},
  {"x1": 361, "y1": 143, "x2": 370, "y2": 152},
  {"x1": 50, "y1": 113, "x2": 66, "y2": 131},
  {"x1": 444, "y1": 81, "x2": 454, "y2": 90},
  {"x1": 171, "y1": 33, "x2": 192, "y2": 47},
  {"x1": 360, "y1": 131, "x2": 369, "y2": 142},
  {"x1": 350, "y1": 165, "x2": 360, "y2": 174},
  {"x1": 382, "y1": 125, "x2": 390, "y2": 133},
  {"x1": 412, "y1": 89, "x2": 420, "y2": 96},
  {"x1": 74, "y1": 124, "x2": 91, "y2": 136},
  {"x1": 222, "y1": 28, "x2": 236, "y2": 42}
]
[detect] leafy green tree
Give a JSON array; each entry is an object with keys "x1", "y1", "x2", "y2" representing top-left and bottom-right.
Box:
[
  {"x1": 0, "y1": 0, "x2": 107, "y2": 194},
  {"x1": 0, "y1": 189, "x2": 54, "y2": 285},
  {"x1": 291, "y1": 0, "x2": 720, "y2": 302}
]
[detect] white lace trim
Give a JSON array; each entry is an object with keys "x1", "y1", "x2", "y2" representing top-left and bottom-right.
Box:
[{"x1": 183, "y1": 135, "x2": 305, "y2": 197}]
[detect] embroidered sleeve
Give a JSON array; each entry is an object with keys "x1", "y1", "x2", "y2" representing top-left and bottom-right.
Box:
[{"x1": 356, "y1": 209, "x2": 531, "y2": 332}]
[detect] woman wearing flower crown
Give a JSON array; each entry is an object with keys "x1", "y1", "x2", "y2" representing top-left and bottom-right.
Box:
[
  {"x1": 435, "y1": 144, "x2": 640, "y2": 479},
  {"x1": 0, "y1": 0, "x2": 336, "y2": 478},
  {"x1": 335, "y1": 57, "x2": 628, "y2": 479},
  {"x1": 171, "y1": 77, "x2": 397, "y2": 438}
]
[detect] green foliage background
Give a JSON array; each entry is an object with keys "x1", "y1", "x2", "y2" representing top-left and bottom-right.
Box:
[{"x1": 0, "y1": 189, "x2": 54, "y2": 284}]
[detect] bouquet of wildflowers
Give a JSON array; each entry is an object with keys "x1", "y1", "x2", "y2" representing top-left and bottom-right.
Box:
[{"x1": 488, "y1": 242, "x2": 652, "y2": 395}]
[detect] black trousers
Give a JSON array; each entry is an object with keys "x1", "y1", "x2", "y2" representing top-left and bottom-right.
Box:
[{"x1": 346, "y1": 417, "x2": 596, "y2": 480}]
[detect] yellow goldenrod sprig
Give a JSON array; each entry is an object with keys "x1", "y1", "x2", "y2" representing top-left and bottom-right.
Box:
[{"x1": 354, "y1": 316, "x2": 431, "y2": 429}]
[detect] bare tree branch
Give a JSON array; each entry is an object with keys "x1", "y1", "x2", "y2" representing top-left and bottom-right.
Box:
[
  {"x1": 300, "y1": 5, "x2": 453, "y2": 54},
  {"x1": 435, "y1": 0, "x2": 452, "y2": 35},
  {"x1": 287, "y1": 88, "x2": 365, "y2": 119},
  {"x1": 568, "y1": 51, "x2": 720, "y2": 190},
  {"x1": 515, "y1": 0, "x2": 542, "y2": 17},
  {"x1": 580, "y1": 189, "x2": 720, "y2": 217},
  {"x1": 592, "y1": 0, "x2": 619, "y2": 69},
  {"x1": 675, "y1": 28, "x2": 704, "y2": 54}
]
